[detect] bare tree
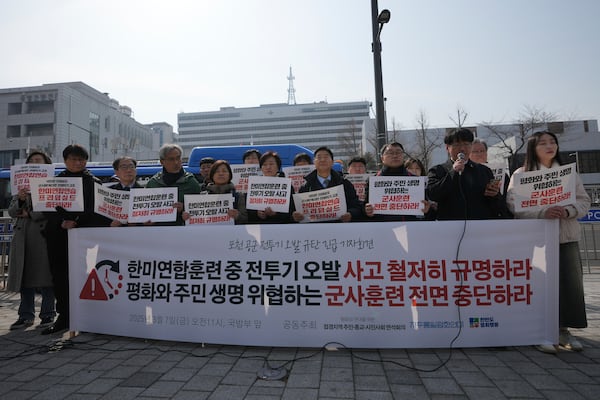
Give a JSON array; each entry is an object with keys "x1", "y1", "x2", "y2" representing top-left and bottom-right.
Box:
[
  {"x1": 337, "y1": 118, "x2": 362, "y2": 157},
  {"x1": 389, "y1": 118, "x2": 402, "y2": 143},
  {"x1": 406, "y1": 110, "x2": 443, "y2": 170},
  {"x1": 480, "y1": 105, "x2": 559, "y2": 171},
  {"x1": 449, "y1": 105, "x2": 469, "y2": 128}
]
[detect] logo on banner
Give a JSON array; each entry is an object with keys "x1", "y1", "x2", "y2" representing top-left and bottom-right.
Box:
[
  {"x1": 80, "y1": 260, "x2": 124, "y2": 301},
  {"x1": 469, "y1": 316, "x2": 499, "y2": 328}
]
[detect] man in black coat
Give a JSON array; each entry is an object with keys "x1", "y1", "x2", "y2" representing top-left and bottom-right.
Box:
[
  {"x1": 427, "y1": 128, "x2": 504, "y2": 220},
  {"x1": 292, "y1": 146, "x2": 362, "y2": 222},
  {"x1": 42, "y1": 145, "x2": 110, "y2": 334}
]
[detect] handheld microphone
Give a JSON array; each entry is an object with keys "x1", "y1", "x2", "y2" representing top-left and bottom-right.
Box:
[{"x1": 457, "y1": 153, "x2": 465, "y2": 176}]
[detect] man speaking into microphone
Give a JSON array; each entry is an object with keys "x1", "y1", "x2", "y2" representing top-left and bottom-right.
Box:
[{"x1": 426, "y1": 128, "x2": 505, "y2": 220}]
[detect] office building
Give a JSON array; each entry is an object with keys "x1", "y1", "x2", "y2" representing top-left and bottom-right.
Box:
[
  {"x1": 0, "y1": 82, "x2": 161, "y2": 167},
  {"x1": 177, "y1": 101, "x2": 372, "y2": 161}
]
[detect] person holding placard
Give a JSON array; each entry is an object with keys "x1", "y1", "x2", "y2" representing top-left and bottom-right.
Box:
[
  {"x1": 292, "y1": 146, "x2": 362, "y2": 223},
  {"x1": 105, "y1": 157, "x2": 144, "y2": 227},
  {"x1": 248, "y1": 151, "x2": 293, "y2": 224},
  {"x1": 507, "y1": 130, "x2": 591, "y2": 353},
  {"x1": 42, "y1": 145, "x2": 110, "y2": 335},
  {"x1": 427, "y1": 128, "x2": 504, "y2": 220},
  {"x1": 202, "y1": 160, "x2": 248, "y2": 224},
  {"x1": 7, "y1": 151, "x2": 56, "y2": 331},
  {"x1": 146, "y1": 144, "x2": 202, "y2": 226},
  {"x1": 364, "y1": 143, "x2": 431, "y2": 221}
]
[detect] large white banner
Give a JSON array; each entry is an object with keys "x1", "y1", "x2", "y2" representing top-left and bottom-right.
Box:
[{"x1": 69, "y1": 220, "x2": 559, "y2": 348}]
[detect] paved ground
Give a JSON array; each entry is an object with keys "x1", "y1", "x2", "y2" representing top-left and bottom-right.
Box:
[{"x1": 0, "y1": 273, "x2": 599, "y2": 400}]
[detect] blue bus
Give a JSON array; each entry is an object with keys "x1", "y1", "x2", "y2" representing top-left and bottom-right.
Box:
[{"x1": 186, "y1": 144, "x2": 314, "y2": 174}]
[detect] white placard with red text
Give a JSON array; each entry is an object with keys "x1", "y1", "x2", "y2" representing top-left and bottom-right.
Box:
[
  {"x1": 29, "y1": 177, "x2": 84, "y2": 212},
  {"x1": 345, "y1": 174, "x2": 370, "y2": 202},
  {"x1": 94, "y1": 183, "x2": 130, "y2": 224},
  {"x1": 246, "y1": 176, "x2": 292, "y2": 213},
  {"x1": 184, "y1": 193, "x2": 234, "y2": 225},
  {"x1": 230, "y1": 164, "x2": 261, "y2": 193},
  {"x1": 368, "y1": 176, "x2": 426, "y2": 216},
  {"x1": 292, "y1": 185, "x2": 347, "y2": 222},
  {"x1": 282, "y1": 165, "x2": 315, "y2": 193},
  {"x1": 510, "y1": 163, "x2": 576, "y2": 212},
  {"x1": 128, "y1": 187, "x2": 177, "y2": 223},
  {"x1": 69, "y1": 219, "x2": 559, "y2": 348},
  {"x1": 10, "y1": 164, "x2": 55, "y2": 194}
]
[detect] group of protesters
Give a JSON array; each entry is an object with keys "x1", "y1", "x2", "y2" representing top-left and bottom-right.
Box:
[{"x1": 6, "y1": 127, "x2": 591, "y2": 355}]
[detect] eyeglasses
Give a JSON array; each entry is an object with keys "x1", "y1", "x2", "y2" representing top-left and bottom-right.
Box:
[
  {"x1": 383, "y1": 151, "x2": 403, "y2": 156},
  {"x1": 119, "y1": 164, "x2": 136, "y2": 170},
  {"x1": 163, "y1": 157, "x2": 182, "y2": 162}
]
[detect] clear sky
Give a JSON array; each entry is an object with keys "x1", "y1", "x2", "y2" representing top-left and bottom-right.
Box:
[{"x1": 2, "y1": 0, "x2": 599, "y2": 131}]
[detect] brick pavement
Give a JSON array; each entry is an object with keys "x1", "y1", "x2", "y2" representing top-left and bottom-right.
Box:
[{"x1": 1, "y1": 274, "x2": 599, "y2": 400}]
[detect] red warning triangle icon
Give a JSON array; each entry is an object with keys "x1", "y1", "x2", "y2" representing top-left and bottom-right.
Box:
[{"x1": 79, "y1": 269, "x2": 109, "y2": 300}]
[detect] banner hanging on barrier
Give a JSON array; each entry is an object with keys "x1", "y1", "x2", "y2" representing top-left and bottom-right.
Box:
[{"x1": 69, "y1": 220, "x2": 559, "y2": 348}]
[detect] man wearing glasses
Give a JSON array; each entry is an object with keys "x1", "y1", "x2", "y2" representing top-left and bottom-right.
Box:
[{"x1": 427, "y1": 128, "x2": 504, "y2": 220}]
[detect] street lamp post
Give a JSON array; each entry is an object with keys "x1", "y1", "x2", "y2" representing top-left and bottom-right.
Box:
[
  {"x1": 569, "y1": 152, "x2": 579, "y2": 173},
  {"x1": 67, "y1": 120, "x2": 93, "y2": 161},
  {"x1": 371, "y1": 0, "x2": 390, "y2": 156}
]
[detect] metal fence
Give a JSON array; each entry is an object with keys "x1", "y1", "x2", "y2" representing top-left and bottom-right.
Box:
[
  {"x1": 581, "y1": 222, "x2": 600, "y2": 273},
  {"x1": 0, "y1": 217, "x2": 14, "y2": 289}
]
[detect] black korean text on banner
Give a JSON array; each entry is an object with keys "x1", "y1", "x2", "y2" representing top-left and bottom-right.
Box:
[
  {"x1": 10, "y1": 164, "x2": 55, "y2": 194},
  {"x1": 282, "y1": 165, "x2": 315, "y2": 193},
  {"x1": 246, "y1": 176, "x2": 292, "y2": 213},
  {"x1": 128, "y1": 187, "x2": 178, "y2": 223},
  {"x1": 368, "y1": 176, "x2": 426, "y2": 216},
  {"x1": 94, "y1": 183, "x2": 130, "y2": 224},
  {"x1": 510, "y1": 163, "x2": 576, "y2": 212},
  {"x1": 29, "y1": 177, "x2": 84, "y2": 212},
  {"x1": 231, "y1": 164, "x2": 261, "y2": 193},
  {"x1": 184, "y1": 193, "x2": 234, "y2": 225},
  {"x1": 345, "y1": 174, "x2": 371, "y2": 202},
  {"x1": 292, "y1": 185, "x2": 347, "y2": 222}
]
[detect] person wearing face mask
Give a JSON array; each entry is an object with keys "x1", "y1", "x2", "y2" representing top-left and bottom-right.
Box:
[
  {"x1": 7, "y1": 151, "x2": 56, "y2": 331},
  {"x1": 427, "y1": 128, "x2": 504, "y2": 220}
]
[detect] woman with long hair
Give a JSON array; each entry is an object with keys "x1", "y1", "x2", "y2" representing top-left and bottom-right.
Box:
[{"x1": 507, "y1": 131, "x2": 591, "y2": 353}]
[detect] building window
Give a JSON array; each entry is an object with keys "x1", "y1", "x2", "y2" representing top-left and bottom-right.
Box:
[
  {"x1": 547, "y1": 122, "x2": 564, "y2": 134},
  {"x1": 26, "y1": 124, "x2": 54, "y2": 137},
  {"x1": 8, "y1": 103, "x2": 22, "y2": 115},
  {"x1": 7, "y1": 126, "x2": 20, "y2": 138},
  {"x1": 89, "y1": 112, "x2": 100, "y2": 156}
]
